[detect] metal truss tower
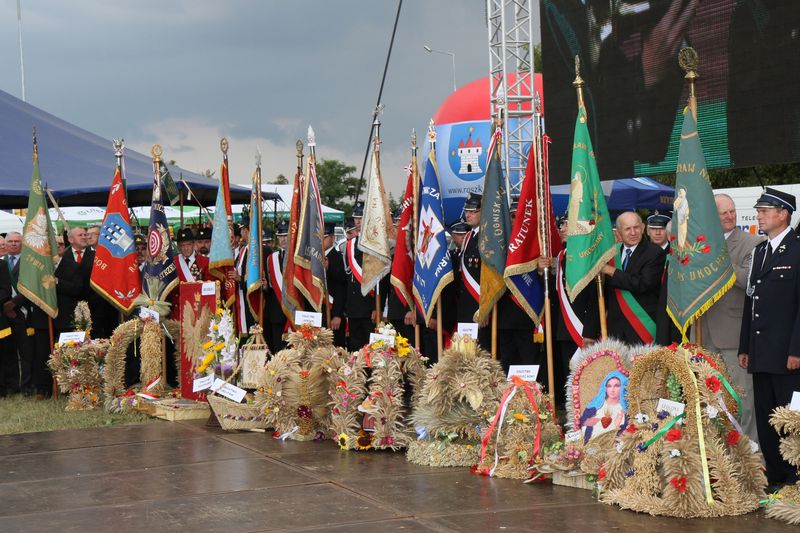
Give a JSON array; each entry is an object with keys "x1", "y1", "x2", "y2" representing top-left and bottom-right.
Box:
[{"x1": 486, "y1": 0, "x2": 535, "y2": 196}]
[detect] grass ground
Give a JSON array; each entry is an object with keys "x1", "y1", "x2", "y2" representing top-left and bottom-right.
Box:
[{"x1": 0, "y1": 394, "x2": 153, "y2": 435}]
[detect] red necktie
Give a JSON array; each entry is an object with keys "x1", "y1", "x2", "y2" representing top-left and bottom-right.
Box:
[{"x1": 76, "y1": 250, "x2": 82, "y2": 264}]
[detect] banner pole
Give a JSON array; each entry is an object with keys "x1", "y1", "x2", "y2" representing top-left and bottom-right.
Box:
[
  {"x1": 412, "y1": 129, "x2": 421, "y2": 351},
  {"x1": 597, "y1": 274, "x2": 607, "y2": 340},
  {"x1": 49, "y1": 317, "x2": 58, "y2": 400},
  {"x1": 694, "y1": 316, "x2": 703, "y2": 346},
  {"x1": 491, "y1": 304, "x2": 498, "y2": 360},
  {"x1": 436, "y1": 299, "x2": 443, "y2": 360}
]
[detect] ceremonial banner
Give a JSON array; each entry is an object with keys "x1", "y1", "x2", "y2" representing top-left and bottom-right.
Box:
[
  {"x1": 294, "y1": 156, "x2": 326, "y2": 311},
  {"x1": 179, "y1": 281, "x2": 219, "y2": 402},
  {"x1": 246, "y1": 169, "x2": 264, "y2": 319},
  {"x1": 17, "y1": 142, "x2": 58, "y2": 318},
  {"x1": 359, "y1": 142, "x2": 396, "y2": 296},
  {"x1": 413, "y1": 148, "x2": 453, "y2": 323},
  {"x1": 504, "y1": 142, "x2": 562, "y2": 323},
  {"x1": 90, "y1": 164, "x2": 142, "y2": 313},
  {"x1": 666, "y1": 96, "x2": 735, "y2": 338},
  {"x1": 564, "y1": 105, "x2": 615, "y2": 301},
  {"x1": 209, "y1": 151, "x2": 236, "y2": 309},
  {"x1": 142, "y1": 159, "x2": 178, "y2": 302},
  {"x1": 390, "y1": 161, "x2": 416, "y2": 307},
  {"x1": 281, "y1": 166, "x2": 305, "y2": 322},
  {"x1": 476, "y1": 126, "x2": 510, "y2": 323},
  {"x1": 158, "y1": 161, "x2": 180, "y2": 206}
]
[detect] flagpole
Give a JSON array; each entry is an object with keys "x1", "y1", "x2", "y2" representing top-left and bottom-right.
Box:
[
  {"x1": 533, "y1": 94, "x2": 557, "y2": 408},
  {"x1": 411, "y1": 129, "x2": 421, "y2": 350},
  {"x1": 255, "y1": 150, "x2": 265, "y2": 331},
  {"x1": 180, "y1": 177, "x2": 214, "y2": 225},
  {"x1": 113, "y1": 139, "x2": 126, "y2": 326},
  {"x1": 372, "y1": 118, "x2": 383, "y2": 327},
  {"x1": 307, "y1": 128, "x2": 332, "y2": 328},
  {"x1": 151, "y1": 144, "x2": 169, "y2": 383},
  {"x1": 573, "y1": 56, "x2": 608, "y2": 341},
  {"x1": 436, "y1": 300, "x2": 443, "y2": 359}
]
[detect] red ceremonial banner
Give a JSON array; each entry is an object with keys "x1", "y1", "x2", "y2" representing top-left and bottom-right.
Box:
[{"x1": 179, "y1": 281, "x2": 220, "y2": 402}]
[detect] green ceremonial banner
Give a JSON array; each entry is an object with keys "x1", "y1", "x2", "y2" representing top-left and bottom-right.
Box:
[
  {"x1": 17, "y1": 144, "x2": 59, "y2": 319},
  {"x1": 666, "y1": 98, "x2": 735, "y2": 338},
  {"x1": 564, "y1": 106, "x2": 616, "y2": 301}
]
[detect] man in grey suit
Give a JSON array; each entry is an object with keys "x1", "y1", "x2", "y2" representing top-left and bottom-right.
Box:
[{"x1": 701, "y1": 193, "x2": 764, "y2": 443}]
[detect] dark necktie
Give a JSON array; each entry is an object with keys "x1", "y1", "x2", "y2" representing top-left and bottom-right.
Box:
[
  {"x1": 8, "y1": 255, "x2": 16, "y2": 270},
  {"x1": 762, "y1": 243, "x2": 773, "y2": 269},
  {"x1": 622, "y1": 248, "x2": 632, "y2": 271}
]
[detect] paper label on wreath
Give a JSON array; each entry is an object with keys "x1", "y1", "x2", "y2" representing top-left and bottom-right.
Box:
[
  {"x1": 790, "y1": 391, "x2": 800, "y2": 411},
  {"x1": 211, "y1": 378, "x2": 247, "y2": 403},
  {"x1": 193, "y1": 374, "x2": 215, "y2": 392},
  {"x1": 565, "y1": 429, "x2": 582, "y2": 443},
  {"x1": 456, "y1": 322, "x2": 479, "y2": 339},
  {"x1": 139, "y1": 307, "x2": 160, "y2": 323},
  {"x1": 507, "y1": 365, "x2": 540, "y2": 382},
  {"x1": 369, "y1": 332, "x2": 395, "y2": 347},
  {"x1": 239, "y1": 346, "x2": 268, "y2": 389},
  {"x1": 295, "y1": 310, "x2": 322, "y2": 327},
  {"x1": 58, "y1": 331, "x2": 86, "y2": 344},
  {"x1": 201, "y1": 282, "x2": 216, "y2": 296},
  {"x1": 656, "y1": 398, "x2": 686, "y2": 418}
]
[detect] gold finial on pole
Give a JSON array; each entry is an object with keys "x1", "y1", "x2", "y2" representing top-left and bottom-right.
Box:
[
  {"x1": 573, "y1": 55, "x2": 585, "y2": 108},
  {"x1": 151, "y1": 144, "x2": 163, "y2": 163},
  {"x1": 678, "y1": 47, "x2": 699, "y2": 99},
  {"x1": 295, "y1": 139, "x2": 304, "y2": 169},
  {"x1": 411, "y1": 128, "x2": 417, "y2": 151},
  {"x1": 32, "y1": 126, "x2": 38, "y2": 156},
  {"x1": 220, "y1": 137, "x2": 229, "y2": 155}
]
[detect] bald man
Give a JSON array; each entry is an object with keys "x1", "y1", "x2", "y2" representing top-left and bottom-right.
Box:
[{"x1": 586, "y1": 212, "x2": 666, "y2": 343}]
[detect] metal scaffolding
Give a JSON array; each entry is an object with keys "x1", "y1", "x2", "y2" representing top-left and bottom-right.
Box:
[{"x1": 486, "y1": 0, "x2": 535, "y2": 196}]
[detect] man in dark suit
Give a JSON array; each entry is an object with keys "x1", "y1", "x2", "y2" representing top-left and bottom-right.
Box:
[
  {"x1": 739, "y1": 188, "x2": 800, "y2": 489},
  {"x1": 2, "y1": 231, "x2": 33, "y2": 394},
  {"x1": 497, "y1": 196, "x2": 539, "y2": 373},
  {"x1": 323, "y1": 222, "x2": 347, "y2": 348},
  {"x1": 0, "y1": 257, "x2": 16, "y2": 397},
  {"x1": 264, "y1": 222, "x2": 291, "y2": 352},
  {"x1": 29, "y1": 251, "x2": 82, "y2": 399},
  {"x1": 455, "y1": 193, "x2": 490, "y2": 351},
  {"x1": 588, "y1": 211, "x2": 665, "y2": 344}
]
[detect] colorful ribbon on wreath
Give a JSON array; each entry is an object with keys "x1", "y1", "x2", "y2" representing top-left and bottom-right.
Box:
[
  {"x1": 683, "y1": 350, "x2": 714, "y2": 506},
  {"x1": 640, "y1": 413, "x2": 686, "y2": 450},
  {"x1": 477, "y1": 376, "x2": 544, "y2": 477}
]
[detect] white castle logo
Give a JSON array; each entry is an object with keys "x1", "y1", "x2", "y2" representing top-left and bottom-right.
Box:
[{"x1": 457, "y1": 134, "x2": 482, "y2": 174}]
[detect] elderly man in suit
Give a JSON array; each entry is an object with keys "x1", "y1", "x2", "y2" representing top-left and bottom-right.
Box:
[
  {"x1": 701, "y1": 194, "x2": 764, "y2": 443},
  {"x1": 586, "y1": 211, "x2": 665, "y2": 344},
  {"x1": 739, "y1": 187, "x2": 800, "y2": 490}
]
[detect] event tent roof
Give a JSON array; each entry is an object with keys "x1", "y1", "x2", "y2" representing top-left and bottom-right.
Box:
[
  {"x1": 0, "y1": 88, "x2": 277, "y2": 208},
  {"x1": 550, "y1": 177, "x2": 675, "y2": 215}
]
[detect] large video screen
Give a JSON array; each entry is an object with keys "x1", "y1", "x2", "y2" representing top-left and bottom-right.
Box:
[{"x1": 541, "y1": 0, "x2": 800, "y2": 186}]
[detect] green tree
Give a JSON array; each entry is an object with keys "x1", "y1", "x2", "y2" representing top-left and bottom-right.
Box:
[
  {"x1": 271, "y1": 173, "x2": 288, "y2": 184},
  {"x1": 316, "y1": 159, "x2": 363, "y2": 217}
]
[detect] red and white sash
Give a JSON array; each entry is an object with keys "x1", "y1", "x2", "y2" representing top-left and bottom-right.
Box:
[
  {"x1": 461, "y1": 229, "x2": 480, "y2": 304},
  {"x1": 346, "y1": 238, "x2": 363, "y2": 284},
  {"x1": 555, "y1": 251, "x2": 583, "y2": 347},
  {"x1": 177, "y1": 254, "x2": 196, "y2": 282},
  {"x1": 268, "y1": 252, "x2": 284, "y2": 302}
]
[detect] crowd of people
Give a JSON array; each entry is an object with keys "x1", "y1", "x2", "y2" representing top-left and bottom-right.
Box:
[{"x1": 1, "y1": 185, "x2": 798, "y2": 488}]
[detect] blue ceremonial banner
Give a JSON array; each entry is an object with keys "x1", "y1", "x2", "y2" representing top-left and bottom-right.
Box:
[
  {"x1": 142, "y1": 166, "x2": 178, "y2": 302},
  {"x1": 413, "y1": 148, "x2": 454, "y2": 324},
  {"x1": 246, "y1": 174, "x2": 263, "y2": 318}
]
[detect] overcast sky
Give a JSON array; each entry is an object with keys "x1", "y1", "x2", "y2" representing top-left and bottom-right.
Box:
[{"x1": 0, "y1": 0, "x2": 540, "y2": 198}]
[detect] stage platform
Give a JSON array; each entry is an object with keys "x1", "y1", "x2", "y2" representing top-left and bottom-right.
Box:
[{"x1": 0, "y1": 420, "x2": 788, "y2": 532}]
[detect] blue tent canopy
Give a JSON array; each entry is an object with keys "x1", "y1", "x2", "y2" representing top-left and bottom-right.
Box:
[
  {"x1": 0, "y1": 89, "x2": 276, "y2": 208},
  {"x1": 550, "y1": 177, "x2": 675, "y2": 216}
]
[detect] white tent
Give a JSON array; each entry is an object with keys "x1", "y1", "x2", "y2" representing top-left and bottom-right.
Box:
[{"x1": 0, "y1": 211, "x2": 24, "y2": 234}]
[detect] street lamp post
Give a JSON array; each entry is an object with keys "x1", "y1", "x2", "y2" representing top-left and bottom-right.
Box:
[{"x1": 424, "y1": 45, "x2": 456, "y2": 92}]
